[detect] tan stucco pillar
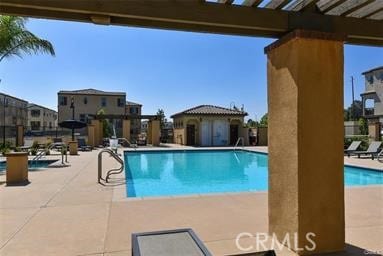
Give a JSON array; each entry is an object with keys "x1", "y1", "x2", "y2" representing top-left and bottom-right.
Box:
[
  {"x1": 123, "y1": 119, "x2": 131, "y2": 142},
  {"x1": 147, "y1": 121, "x2": 152, "y2": 144},
  {"x1": 87, "y1": 125, "x2": 95, "y2": 147},
  {"x1": 16, "y1": 125, "x2": 24, "y2": 147},
  {"x1": 68, "y1": 141, "x2": 78, "y2": 155},
  {"x1": 151, "y1": 120, "x2": 161, "y2": 146},
  {"x1": 266, "y1": 30, "x2": 345, "y2": 255},
  {"x1": 91, "y1": 120, "x2": 102, "y2": 146},
  {"x1": 6, "y1": 152, "x2": 28, "y2": 185},
  {"x1": 368, "y1": 121, "x2": 381, "y2": 141}
]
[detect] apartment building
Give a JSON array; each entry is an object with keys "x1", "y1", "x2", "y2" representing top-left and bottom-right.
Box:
[
  {"x1": 125, "y1": 101, "x2": 142, "y2": 139},
  {"x1": 27, "y1": 103, "x2": 58, "y2": 131},
  {"x1": 57, "y1": 89, "x2": 126, "y2": 123}
]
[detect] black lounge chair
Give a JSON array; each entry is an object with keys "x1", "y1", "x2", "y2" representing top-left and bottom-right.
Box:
[
  {"x1": 132, "y1": 228, "x2": 276, "y2": 256},
  {"x1": 352, "y1": 141, "x2": 382, "y2": 160},
  {"x1": 19, "y1": 139, "x2": 34, "y2": 152},
  {"x1": 344, "y1": 141, "x2": 361, "y2": 157},
  {"x1": 77, "y1": 138, "x2": 92, "y2": 151}
]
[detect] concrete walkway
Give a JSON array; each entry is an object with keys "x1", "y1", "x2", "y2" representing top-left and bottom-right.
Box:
[{"x1": 0, "y1": 147, "x2": 382, "y2": 256}]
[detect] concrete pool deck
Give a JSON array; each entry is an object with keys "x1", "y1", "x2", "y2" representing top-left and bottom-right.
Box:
[{"x1": 0, "y1": 146, "x2": 382, "y2": 256}]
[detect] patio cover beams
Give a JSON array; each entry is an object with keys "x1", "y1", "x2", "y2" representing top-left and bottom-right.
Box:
[{"x1": 0, "y1": 0, "x2": 383, "y2": 46}]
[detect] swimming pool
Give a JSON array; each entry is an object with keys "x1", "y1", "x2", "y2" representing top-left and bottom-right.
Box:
[
  {"x1": 0, "y1": 159, "x2": 59, "y2": 172},
  {"x1": 125, "y1": 150, "x2": 383, "y2": 197}
]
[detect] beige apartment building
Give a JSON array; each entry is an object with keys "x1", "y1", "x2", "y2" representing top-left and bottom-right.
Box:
[
  {"x1": 125, "y1": 101, "x2": 142, "y2": 139},
  {"x1": 27, "y1": 103, "x2": 58, "y2": 131},
  {"x1": 57, "y1": 89, "x2": 126, "y2": 123},
  {"x1": 0, "y1": 92, "x2": 28, "y2": 144}
]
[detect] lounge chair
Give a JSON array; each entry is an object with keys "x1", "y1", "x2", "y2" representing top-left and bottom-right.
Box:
[
  {"x1": 53, "y1": 137, "x2": 63, "y2": 143},
  {"x1": 132, "y1": 228, "x2": 275, "y2": 256},
  {"x1": 344, "y1": 141, "x2": 361, "y2": 157},
  {"x1": 19, "y1": 138, "x2": 34, "y2": 152},
  {"x1": 77, "y1": 138, "x2": 92, "y2": 151},
  {"x1": 352, "y1": 141, "x2": 382, "y2": 160}
]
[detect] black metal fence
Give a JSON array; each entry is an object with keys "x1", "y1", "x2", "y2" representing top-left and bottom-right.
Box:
[{"x1": 0, "y1": 126, "x2": 17, "y2": 145}]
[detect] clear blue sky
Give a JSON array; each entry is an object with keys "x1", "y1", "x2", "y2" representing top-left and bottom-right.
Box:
[{"x1": 1, "y1": 18, "x2": 382, "y2": 120}]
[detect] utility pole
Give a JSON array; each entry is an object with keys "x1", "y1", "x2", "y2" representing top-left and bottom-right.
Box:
[{"x1": 351, "y1": 76, "x2": 355, "y2": 120}]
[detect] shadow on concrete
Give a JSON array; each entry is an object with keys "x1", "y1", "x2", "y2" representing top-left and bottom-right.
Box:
[
  {"x1": 99, "y1": 177, "x2": 126, "y2": 187},
  {"x1": 5, "y1": 180, "x2": 31, "y2": 186},
  {"x1": 315, "y1": 244, "x2": 382, "y2": 256}
]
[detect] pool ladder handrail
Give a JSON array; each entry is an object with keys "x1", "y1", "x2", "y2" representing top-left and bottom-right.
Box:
[
  {"x1": 98, "y1": 148, "x2": 124, "y2": 183},
  {"x1": 234, "y1": 137, "x2": 244, "y2": 151},
  {"x1": 32, "y1": 142, "x2": 61, "y2": 162},
  {"x1": 118, "y1": 137, "x2": 138, "y2": 149},
  {"x1": 377, "y1": 150, "x2": 383, "y2": 163}
]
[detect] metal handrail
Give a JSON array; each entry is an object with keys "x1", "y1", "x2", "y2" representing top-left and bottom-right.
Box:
[
  {"x1": 234, "y1": 137, "x2": 244, "y2": 151},
  {"x1": 118, "y1": 137, "x2": 138, "y2": 148},
  {"x1": 378, "y1": 150, "x2": 383, "y2": 163},
  {"x1": 32, "y1": 143, "x2": 68, "y2": 164},
  {"x1": 98, "y1": 148, "x2": 124, "y2": 183}
]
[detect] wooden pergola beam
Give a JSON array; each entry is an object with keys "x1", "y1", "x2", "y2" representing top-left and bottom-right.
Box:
[
  {"x1": 347, "y1": 1, "x2": 383, "y2": 18},
  {"x1": 326, "y1": 0, "x2": 375, "y2": 16},
  {"x1": 242, "y1": 0, "x2": 263, "y2": 7},
  {"x1": 0, "y1": 0, "x2": 382, "y2": 46},
  {"x1": 285, "y1": 0, "x2": 321, "y2": 11},
  {"x1": 317, "y1": 0, "x2": 348, "y2": 13},
  {"x1": 265, "y1": 0, "x2": 292, "y2": 9}
]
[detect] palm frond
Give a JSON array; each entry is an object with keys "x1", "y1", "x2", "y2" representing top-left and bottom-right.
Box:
[{"x1": 0, "y1": 15, "x2": 54, "y2": 62}]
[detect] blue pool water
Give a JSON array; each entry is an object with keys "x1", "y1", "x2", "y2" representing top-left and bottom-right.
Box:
[
  {"x1": 125, "y1": 150, "x2": 383, "y2": 197},
  {"x1": 0, "y1": 160, "x2": 58, "y2": 172}
]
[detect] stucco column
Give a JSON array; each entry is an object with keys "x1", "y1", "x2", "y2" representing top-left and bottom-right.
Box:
[
  {"x1": 147, "y1": 121, "x2": 152, "y2": 144},
  {"x1": 16, "y1": 125, "x2": 24, "y2": 147},
  {"x1": 368, "y1": 121, "x2": 381, "y2": 141},
  {"x1": 123, "y1": 119, "x2": 131, "y2": 142},
  {"x1": 151, "y1": 120, "x2": 161, "y2": 146},
  {"x1": 91, "y1": 120, "x2": 102, "y2": 146},
  {"x1": 266, "y1": 30, "x2": 345, "y2": 255},
  {"x1": 87, "y1": 125, "x2": 95, "y2": 147}
]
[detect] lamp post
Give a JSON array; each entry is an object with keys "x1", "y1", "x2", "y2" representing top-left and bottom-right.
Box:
[
  {"x1": 2, "y1": 95, "x2": 7, "y2": 145},
  {"x1": 70, "y1": 96, "x2": 75, "y2": 141}
]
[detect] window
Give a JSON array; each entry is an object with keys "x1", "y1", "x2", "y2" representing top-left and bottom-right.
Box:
[
  {"x1": 101, "y1": 97, "x2": 107, "y2": 107},
  {"x1": 31, "y1": 109, "x2": 41, "y2": 117},
  {"x1": 79, "y1": 114, "x2": 86, "y2": 123},
  {"x1": 117, "y1": 98, "x2": 124, "y2": 107},
  {"x1": 83, "y1": 97, "x2": 88, "y2": 104},
  {"x1": 31, "y1": 121, "x2": 41, "y2": 130},
  {"x1": 366, "y1": 75, "x2": 374, "y2": 84},
  {"x1": 59, "y1": 96, "x2": 67, "y2": 106}
]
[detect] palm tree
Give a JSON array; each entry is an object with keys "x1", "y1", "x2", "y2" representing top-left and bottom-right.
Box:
[{"x1": 0, "y1": 15, "x2": 55, "y2": 62}]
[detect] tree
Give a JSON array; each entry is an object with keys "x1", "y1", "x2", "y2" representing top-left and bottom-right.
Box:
[
  {"x1": 156, "y1": 109, "x2": 165, "y2": 129},
  {"x1": 0, "y1": 15, "x2": 55, "y2": 62},
  {"x1": 359, "y1": 117, "x2": 368, "y2": 135},
  {"x1": 259, "y1": 113, "x2": 268, "y2": 127},
  {"x1": 97, "y1": 109, "x2": 112, "y2": 138},
  {"x1": 344, "y1": 100, "x2": 363, "y2": 121},
  {"x1": 246, "y1": 119, "x2": 258, "y2": 128}
]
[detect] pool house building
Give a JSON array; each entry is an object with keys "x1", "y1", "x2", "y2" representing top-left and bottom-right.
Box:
[{"x1": 171, "y1": 105, "x2": 248, "y2": 146}]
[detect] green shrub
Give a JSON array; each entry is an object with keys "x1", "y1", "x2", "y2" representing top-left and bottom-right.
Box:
[
  {"x1": 0, "y1": 141, "x2": 12, "y2": 155},
  {"x1": 344, "y1": 136, "x2": 369, "y2": 151},
  {"x1": 31, "y1": 140, "x2": 39, "y2": 150},
  {"x1": 30, "y1": 148, "x2": 38, "y2": 156}
]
